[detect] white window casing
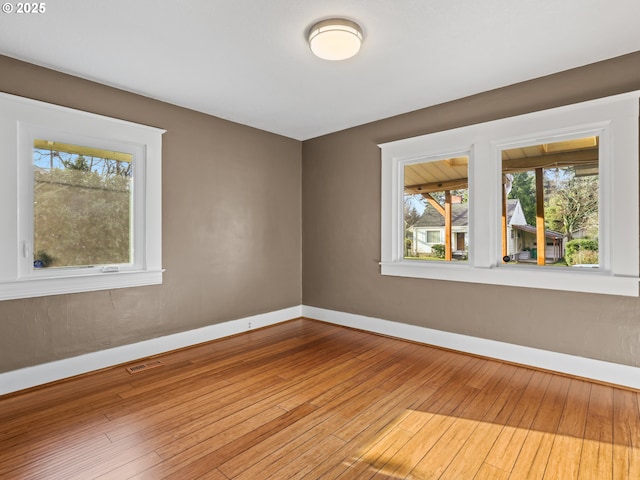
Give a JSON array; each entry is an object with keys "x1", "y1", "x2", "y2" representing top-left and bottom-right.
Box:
[
  {"x1": 380, "y1": 92, "x2": 639, "y2": 296},
  {"x1": 0, "y1": 93, "x2": 165, "y2": 301}
]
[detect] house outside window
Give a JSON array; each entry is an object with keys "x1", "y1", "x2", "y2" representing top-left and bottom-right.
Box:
[{"x1": 403, "y1": 156, "x2": 469, "y2": 262}]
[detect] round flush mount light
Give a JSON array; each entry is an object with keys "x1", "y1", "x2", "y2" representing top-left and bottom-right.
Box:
[{"x1": 308, "y1": 18, "x2": 363, "y2": 61}]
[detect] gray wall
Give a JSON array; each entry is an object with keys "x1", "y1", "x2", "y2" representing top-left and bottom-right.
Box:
[
  {"x1": 0, "y1": 55, "x2": 302, "y2": 373},
  {"x1": 302, "y1": 51, "x2": 640, "y2": 367}
]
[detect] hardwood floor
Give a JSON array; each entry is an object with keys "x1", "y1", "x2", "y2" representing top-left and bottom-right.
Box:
[{"x1": 1, "y1": 318, "x2": 639, "y2": 479}]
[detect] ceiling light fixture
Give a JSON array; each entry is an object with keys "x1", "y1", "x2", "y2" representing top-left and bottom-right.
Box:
[{"x1": 308, "y1": 18, "x2": 363, "y2": 61}]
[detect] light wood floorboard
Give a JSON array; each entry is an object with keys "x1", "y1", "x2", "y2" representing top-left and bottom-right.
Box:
[{"x1": 1, "y1": 318, "x2": 639, "y2": 479}]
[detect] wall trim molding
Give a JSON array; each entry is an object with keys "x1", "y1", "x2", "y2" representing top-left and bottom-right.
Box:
[
  {"x1": 302, "y1": 305, "x2": 640, "y2": 391},
  {"x1": 0, "y1": 305, "x2": 301, "y2": 396},
  {"x1": 2, "y1": 304, "x2": 638, "y2": 396}
]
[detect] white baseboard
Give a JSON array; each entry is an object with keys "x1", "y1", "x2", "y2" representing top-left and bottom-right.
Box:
[
  {"x1": 302, "y1": 305, "x2": 640, "y2": 390},
  {"x1": 0, "y1": 305, "x2": 301, "y2": 396},
  {"x1": 2, "y1": 304, "x2": 638, "y2": 396}
]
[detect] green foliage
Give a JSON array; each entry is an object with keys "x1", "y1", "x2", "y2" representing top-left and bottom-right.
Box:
[
  {"x1": 61, "y1": 154, "x2": 91, "y2": 172},
  {"x1": 508, "y1": 172, "x2": 536, "y2": 225},
  {"x1": 567, "y1": 250, "x2": 599, "y2": 265},
  {"x1": 508, "y1": 168, "x2": 599, "y2": 242},
  {"x1": 566, "y1": 238, "x2": 598, "y2": 254},
  {"x1": 565, "y1": 238, "x2": 599, "y2": 265},
  {"x1": 34, "y1": 168, "x2": 131, "y2": 268},
  {"x1": 430, "y1": 244, "x2": 446, "y2": 258},
  {"x1": 545, "y1": 176, "x2": 598, "y2": 240}
]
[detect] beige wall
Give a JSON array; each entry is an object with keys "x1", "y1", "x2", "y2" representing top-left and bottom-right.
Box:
[
  {"x1": 2, "y1": 51, "x2": 640, "y2": 376},
  {"x1": 0, "y1": 55, "x2": 302, "y2": 373},
  {"x1": 302, "y1": 51, "x2": 640, "y2": 367}
]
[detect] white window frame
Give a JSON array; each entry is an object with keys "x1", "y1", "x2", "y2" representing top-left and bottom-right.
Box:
[
  {"x1": 0, "y1": 93, "x2": 165, "y2": 301},
  {"x1": 380, "y1": 91, "x2": 639, "y2": 297}
]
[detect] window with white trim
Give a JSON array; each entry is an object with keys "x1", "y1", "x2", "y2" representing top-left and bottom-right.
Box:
[
  {"x1": 380, "y1": 92, "x2": 639, "y2": 296},
  {"x1": 404, "y1": 154, "x2": 469, "y2": 262},
  {"x1": 0, "y1": 93, "x2": 164, "y2": 301}
]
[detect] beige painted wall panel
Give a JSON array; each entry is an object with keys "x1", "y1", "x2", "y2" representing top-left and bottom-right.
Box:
[
  {"x1": 302, "y1": 52, "x2": 640, "y2": 367},
  {"x1": 0, "y1": 56, "x2": 302, "y2": 373}
]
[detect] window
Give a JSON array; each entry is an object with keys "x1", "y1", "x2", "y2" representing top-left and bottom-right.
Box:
[
  {"x1": 33, "y1": 140, "x2": 134, "y2": 269},
  {"x1": 426, "y1": 231, "x2": 441, "y2": 244},
  {"x1": 0, "y1": 93, "x2": 164, "y2": 300},
  {"x1": 501, "y1": 135, "x2": 599, "y2": 268},
  {"x1": 404, "y1": 155, "x2": 469, "y2": 262},
  {"x1": 380, "y1": 91, "x2": 639, "y2": 296}
]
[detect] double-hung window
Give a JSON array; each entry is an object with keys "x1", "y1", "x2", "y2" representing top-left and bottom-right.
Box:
[
  {"x1": 380, "y1": 92, "x2": 639, "y2": 296},
  {"x1": 0, "y1": 93, "x2": 164, "y2": 300}
]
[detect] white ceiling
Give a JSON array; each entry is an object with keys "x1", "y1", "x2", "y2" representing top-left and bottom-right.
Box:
[{"x1": 1, "y1": 0, "x2": 639, "y2": 140}]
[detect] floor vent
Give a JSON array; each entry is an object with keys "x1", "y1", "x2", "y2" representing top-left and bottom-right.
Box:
[{"x1": 126, "y1": 360, "x2": 163, "y2": 374}]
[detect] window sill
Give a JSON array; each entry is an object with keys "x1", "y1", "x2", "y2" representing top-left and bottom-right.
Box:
[
  {"x1": 0, "y1": 269, "x2": 164, "y2": 301},
  {"x1": 380, "y1": 262, "x2": 638, "y2": 297}
]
